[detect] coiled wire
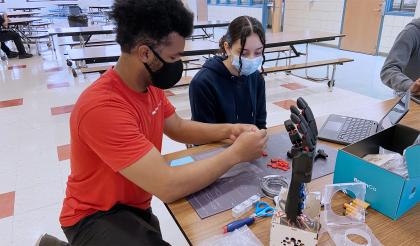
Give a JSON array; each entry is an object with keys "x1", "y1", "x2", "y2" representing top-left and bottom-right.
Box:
[{"x1": 260, "y1": 175, "x2": 289, "y2": 198}]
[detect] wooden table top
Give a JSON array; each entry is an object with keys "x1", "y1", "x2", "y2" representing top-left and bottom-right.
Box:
[
  {"x1": 6, "y1": 11, "x2": 40, "y2": 17},
  {"x1": 66, "y1": 30, "x2": 342, "y2": 62},
  {"x1": 164, "y1": 98, "x2": 420, "y2": 245}
]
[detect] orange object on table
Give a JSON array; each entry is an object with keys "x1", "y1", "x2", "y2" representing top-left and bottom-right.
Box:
[{"x1": 267, "y1": 159, "x2": 289, "y2": 171}]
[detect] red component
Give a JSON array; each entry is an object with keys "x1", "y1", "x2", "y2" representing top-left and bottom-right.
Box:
[
  {"x1": 261, "y1": 151, "x2": 268, "y2": 157},
  {"x1": 267, "y1": 159, "x2": 290, "y2": 171}
]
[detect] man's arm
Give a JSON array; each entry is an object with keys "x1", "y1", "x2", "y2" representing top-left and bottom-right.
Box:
[
  {"x1": 120, "y1": 129, "x2": 268, "y2": 203},
  {"x1": 380, "y1": 27, "x2": 417, "y2": 92},
  {"x1": 163, "y1": 113, "x2": 257, "y2": 145},
  {"x1": 78, "y1": 103, "x2": 266, "y2": 203}
]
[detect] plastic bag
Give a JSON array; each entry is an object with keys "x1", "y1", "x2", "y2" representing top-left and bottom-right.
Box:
[
  {"x1": 321, "y1": 183, "x2": 384, "y2": 245},
  {"x1": 198, "y1": 225, "x2": 263, "y2": 246},
  {"x1": 327, "y1": 223, "x2": 383, "y2": 246},
  {"x1": 363, "y1": 147, "x2": 408, "y2": 178},
  {"x1": 322, "y1": 183, "x2": 366, "y2": 226}
]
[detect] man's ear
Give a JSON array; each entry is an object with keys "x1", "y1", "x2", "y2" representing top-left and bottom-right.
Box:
[
  {"x1": 224, "y1": 42, "x2": 232, "y2": 56},
  {"x1": 136, "y1": 45, "x2": 152, "y2": 63}
]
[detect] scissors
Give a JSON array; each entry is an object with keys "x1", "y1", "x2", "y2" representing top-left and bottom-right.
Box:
[
  {"x1": 254, "y1": 201, "x2": 275, "y2": 217},
  {"x1": 223, "y1": 201, "x2": 274, "y2": 233}
]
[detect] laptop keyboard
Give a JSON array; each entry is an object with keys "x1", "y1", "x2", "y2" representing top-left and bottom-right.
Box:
[{"x1": 337, "y1": 118, "x2": 375, "y2": 143}]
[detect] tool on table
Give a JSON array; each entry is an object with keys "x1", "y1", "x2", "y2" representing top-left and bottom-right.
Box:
[
  {"x1": 232, "y1": 195, "x2": 261, "y2": 218},
  {"x1": 315, "y1": 149, "x2": 328, "y2": 160},
  {"x1": 224, "y1": 201, "x2": 274, "y2": 233}
]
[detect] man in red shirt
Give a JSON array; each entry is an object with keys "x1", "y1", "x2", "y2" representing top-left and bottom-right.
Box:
[{"x1": 58, "y1": 0, "x2": 267, "y2": 245}]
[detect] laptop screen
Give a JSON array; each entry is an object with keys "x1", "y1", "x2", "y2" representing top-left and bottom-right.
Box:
[{"x1": 378, "y1": 93, "x2": 410, "y2": 131}]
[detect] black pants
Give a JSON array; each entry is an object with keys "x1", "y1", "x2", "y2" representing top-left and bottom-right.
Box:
[
  {"x1": 62, "y1": 204, "x2": 171, "y2": 246},
  {"x1": 0, "y1": 31, "x2": 26, "y2": 55},
  {"x1": 1, "y1": 42, "x2": 11, "y2": 55}
]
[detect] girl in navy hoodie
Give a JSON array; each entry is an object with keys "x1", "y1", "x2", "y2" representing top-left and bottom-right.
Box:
[{"x1": 189, "y1": 16, "x2": 267, "y2": 129}]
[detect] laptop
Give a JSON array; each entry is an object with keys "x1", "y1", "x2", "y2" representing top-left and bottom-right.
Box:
[{"x1": 318, "y1": 93, "x2": 410, "y2": 145}]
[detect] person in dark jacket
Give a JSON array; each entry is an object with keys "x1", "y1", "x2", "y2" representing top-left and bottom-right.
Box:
[
  {"x1": 0, "y1": 13, "x2": 33, "y2": 59},
  {"x1": 380, "y1": 18, "x2": 420, "y2": 95},
  {"x1": 189, "y1": 16, "x2": 267, "y2": 129}
]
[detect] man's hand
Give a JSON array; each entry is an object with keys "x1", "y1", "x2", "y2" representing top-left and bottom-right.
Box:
[
  {"x1": 228, "y1": 129, "x2": 268, "y2": 163},
  {"x1": 228, "y1": 124, "x2": 259, "y2": 142},
  {"x1": 410, "y1": 79, "x2": 420, "y2": 95}
]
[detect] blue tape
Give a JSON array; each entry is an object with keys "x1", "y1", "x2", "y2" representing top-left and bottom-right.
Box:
[{"x1": 170, "y1": 156, "x2": 194, "y2": 167}]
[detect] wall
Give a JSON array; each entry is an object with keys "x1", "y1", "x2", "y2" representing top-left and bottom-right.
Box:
[
  {"x1": 282, "y1": 0, "x2": 420, "y2": 53},
  {"x1": 378, "y1": 15, "x2": 414, "y2": 53},
  {"x1": 283, "y1": 0, "x2": 345, "y2": 46},
  {"x1": 378, "y1": 0, "x2": 420, "y2": 53},
  {"x1": 207, "y1": 5, "x2": 262, "y2": 22},
  {"x1": 185, "y1": 0, "x2": 197, "y2": 16}
]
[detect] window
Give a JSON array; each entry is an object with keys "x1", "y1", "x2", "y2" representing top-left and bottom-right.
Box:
[{"x1": 386, "y1": 0, "x2": 417, "y2": 15}]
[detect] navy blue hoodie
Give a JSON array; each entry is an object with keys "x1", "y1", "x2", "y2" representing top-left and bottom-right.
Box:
[{"x1": 189, "y1": 56, "x2": 267, "y2": 129}]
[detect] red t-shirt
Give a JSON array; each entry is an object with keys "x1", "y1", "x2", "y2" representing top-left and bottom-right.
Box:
[{"x1": 60, "y1": 68, "x2": 175, "y2": 227}]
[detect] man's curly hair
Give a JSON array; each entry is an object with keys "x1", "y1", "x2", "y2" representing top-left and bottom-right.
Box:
[{"x1": 111, "y1": 0, "x2": 194, "y2": 53}]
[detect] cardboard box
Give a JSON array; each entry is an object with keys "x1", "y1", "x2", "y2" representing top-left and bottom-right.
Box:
[{"x1": 333, "y1": 124, "x2": 419, "y2": 220}]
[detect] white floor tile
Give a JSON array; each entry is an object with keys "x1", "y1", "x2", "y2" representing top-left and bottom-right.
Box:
[
  {"x1": 162, "y1": 135, "x2": 187, "y2": 155},
  {"x1": 0, "y1": 217, "x2": 13, "y2": 246},
  {"x1": 14, "y1": 182, "x2": 64, "y2": 215},
  {"x1": 15, "y1": 162, "x2": 63, "y2": 190},
  {"x1": 152, "y1": 197, "x2": 190, "y2": 246},
  {"x1": 0, "y1": 165, "x2": 17, "y2": 194},
  {"x1": 12, "y1": 203, "x2": 67, "y2": 246}
]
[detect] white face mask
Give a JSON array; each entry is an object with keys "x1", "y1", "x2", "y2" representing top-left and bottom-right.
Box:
[{"x1": 231, "y1": 55, "x2": 263, "y2": 76}]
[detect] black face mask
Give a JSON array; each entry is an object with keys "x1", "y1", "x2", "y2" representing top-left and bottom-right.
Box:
[{"x1": 143, "y1": 47, "x2": 183, "y2": 90}]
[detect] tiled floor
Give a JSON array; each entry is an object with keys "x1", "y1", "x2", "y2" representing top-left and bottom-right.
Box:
[{"x1": 0, "y1": 17, "x2": 394, "y2": 246}]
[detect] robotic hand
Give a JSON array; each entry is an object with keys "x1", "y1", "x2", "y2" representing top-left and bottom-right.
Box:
[
  {"x1": 285, "y1": 97, "x2": 318, "y2": 158},
  {"x1": 284, "y1": 97, "x2": 318, "y2": 223}
]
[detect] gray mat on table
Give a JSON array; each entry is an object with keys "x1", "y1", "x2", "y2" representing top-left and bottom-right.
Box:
[{"x1": 186, "y1": 132, "x2": 338, "y2": 219}]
